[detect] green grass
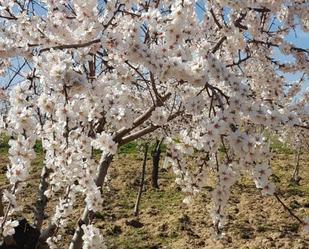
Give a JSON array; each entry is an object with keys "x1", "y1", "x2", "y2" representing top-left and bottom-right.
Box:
[
  {"x1": 0, "y1": 133, "x2": 10, "y2": 154},
  {"x1": 118, "y1": 142, "x2": 139, "y2": 154},
  {"x1": 270, "y1": 139, "x2": 293, "y2": 154},
  {"x1": 263, "y1": 132, "x2": 294, "y2": 154},
  {"x1": 34, "y1": 139, "x2": 43, "y2": 153}
]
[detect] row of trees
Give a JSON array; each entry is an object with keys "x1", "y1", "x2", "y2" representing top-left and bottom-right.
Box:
[{"x1": 0, "y1": 0, "x2": 308, "y2": 248}]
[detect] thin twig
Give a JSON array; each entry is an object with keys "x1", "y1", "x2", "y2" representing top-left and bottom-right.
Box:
[{"x1": 274, "y1": 193, "x2": 304, "y2": 224}]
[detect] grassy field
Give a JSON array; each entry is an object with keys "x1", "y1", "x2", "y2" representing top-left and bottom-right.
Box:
[{"x1": 0, "y1": 138, "x2": 308, "y2": 249}]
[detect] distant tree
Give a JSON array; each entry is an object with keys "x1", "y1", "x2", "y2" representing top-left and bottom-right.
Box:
[
  {"x1": 151, "y1": 137, "x2": 164, "y2": 189},
  {"x1": 134, "y1": 143, "x2": 148, "y2": 216}
]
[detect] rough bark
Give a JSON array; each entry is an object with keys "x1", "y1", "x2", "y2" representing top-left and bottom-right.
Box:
[
  {"x1": 151, "y1": 138, "x2": 164, "y2": 189},
  {"x1": 33, "y1": 165, "x2": 50, "y2": 230},
  {"x1": 0, "y1": 190, "x2": 3, "y2": 217}
]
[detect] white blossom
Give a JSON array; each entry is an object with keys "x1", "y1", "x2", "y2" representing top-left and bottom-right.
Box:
[
  {"x1": 0, "y1": 219, "x2": 19, "y2": 237},
  {"x1": 82, "y1": 224, "x2": 107, "y2": 249},
  {"x1": 91, "y1": 132, "x2": 118, "y2": 154}
]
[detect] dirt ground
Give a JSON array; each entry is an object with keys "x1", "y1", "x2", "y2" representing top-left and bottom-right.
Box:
[{"x1": 0, "y1": 151, "x2": 308, "y2": 249}]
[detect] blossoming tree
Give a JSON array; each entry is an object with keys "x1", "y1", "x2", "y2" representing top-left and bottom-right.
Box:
[
  {"x1": 0, "y1": 0, "x2": 308, "y2": 248},
  {"x1": 270, "y1": 74, "x2": 309, "y2": 182}
]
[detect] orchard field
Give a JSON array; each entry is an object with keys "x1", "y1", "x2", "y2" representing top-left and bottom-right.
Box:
[
  {"x1": 1, "y1": 0, "x2": 309, "y2": 248},
  {"x1": 0, "y1": 137, "x2": 308, "y2": 249}
]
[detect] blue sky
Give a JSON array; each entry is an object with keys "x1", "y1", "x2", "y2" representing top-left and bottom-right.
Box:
[
  {"x1": 272, "y1": 26, "x2": 309, "y2": 93},
  {"x1": 195, "y1": 0, "x2": 309, "y2": 95},
  {"x1": 267, "y1": 11, "x2": 309, "y2": 92}
]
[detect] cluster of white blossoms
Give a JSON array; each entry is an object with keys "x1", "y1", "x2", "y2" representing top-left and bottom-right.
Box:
[
  {"x1": 46, "y1": 235, "x2": 62, "y2": 249},
  {"x1": 0, "y1": 218, "x2": 19, "y2": 237},
  {"x1": 0, "y1": 0, "x2": 308, "y2": 247},
  {"x1": 81, "y1": 224, "x2": 107, "y2": 249},
  {"x1": 252, "y1": 163, "x2": 276, "y2": 196},
  {"x1": 150, "y1": 107, "x2": 169, "y2": 126},
  {"x1": 91, "y1": 132, "x2": 118, "y2": 155}
]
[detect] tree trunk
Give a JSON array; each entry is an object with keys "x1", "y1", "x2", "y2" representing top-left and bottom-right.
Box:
[
  {"x1": 291, "y1": 146, "x2": 301, "y2": 184},
  {"x1": 33, "y1": 165, "x2": 50, "y2": 230},
  {"x1": 134, "y1": 144, "x2": 148, "y2": 216},
  {"x1": 151, "y1": 138, "x2": 163, "y2": 189},
  {"x1": 0, "y1": 190, "x2": 4, "y2": 217}
]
